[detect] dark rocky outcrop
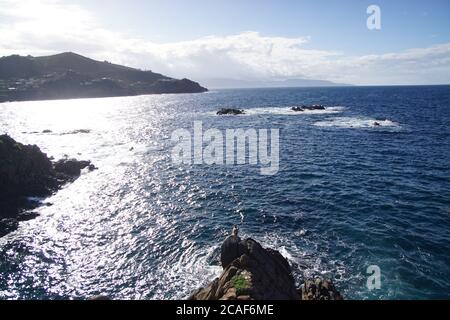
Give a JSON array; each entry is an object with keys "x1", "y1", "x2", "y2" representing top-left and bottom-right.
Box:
[
  {"x1": 0, "y1": 52, "x2": 208, "y2": 103},
  {"x1": 217, "y1": 108, "x2": 246, "y2": 116},
  {"x1": 220, "y1": 235, "x2": 246, "y2": 268},
  {"x1": 53, "y1": 159, "x2": 96, "y2": 176},
  {"x1": 0, "y1": 134, "x2": 95, "y2": 237},
  {"x1": 292, "y1": 105, "x2": 326, "y2": 112},
  {"x1": 189, "y1": 230, "x2": 343, "y2": 300}
]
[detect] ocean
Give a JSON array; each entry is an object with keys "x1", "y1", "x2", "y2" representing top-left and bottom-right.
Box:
[{"x1": 0, "y1": 85, "x2": 449, "y2": 300}]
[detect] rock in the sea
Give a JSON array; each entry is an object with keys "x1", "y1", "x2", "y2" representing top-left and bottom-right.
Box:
[
  {"x1": 217, "y1": 108, "x2": 245, "y2": 116},
  {"x1": 307, "y1": 105, "x2": 326, "y2": 110},
  {"x1": 53, "y1": 158, "x2": 96, "y2": 177},
  {"x1": 292, "y1": 105, "x2": 326, "y2": 112},
  {"x1": 0, "y1": 134, "x2": 95, "y2": 237},
  {"x1": 190, "y1": 228, "x2": 343, "y2": 301},
  {"x1": 61, "y1": 129, "x2": 91, "y2": 135}
]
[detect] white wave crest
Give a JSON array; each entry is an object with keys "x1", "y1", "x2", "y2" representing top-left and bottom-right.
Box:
[{"x1": 314, "y1": 117, "x2": 400, "y2": 129}]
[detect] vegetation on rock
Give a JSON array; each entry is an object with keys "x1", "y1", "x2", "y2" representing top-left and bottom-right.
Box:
[{"x1": 189, "y1": 230, "x2": 343, "y2": 301}]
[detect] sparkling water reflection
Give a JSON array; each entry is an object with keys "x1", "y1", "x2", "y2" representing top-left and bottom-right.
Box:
[{"x1": 0, "y1": 86, "x2": 450, "y2": 299}]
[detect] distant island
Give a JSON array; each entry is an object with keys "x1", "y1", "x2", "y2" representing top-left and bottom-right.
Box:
[
  {"x1": 0, "y1": 52, "x2": 208, "y2": 102},
  {"x1": 199, "y1": 78, "x2": 352, "y2": 89}
]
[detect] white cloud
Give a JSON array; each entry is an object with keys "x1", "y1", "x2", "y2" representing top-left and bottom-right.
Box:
[{"x1": 0, "y1": 0, "x2": 449, "y2": 85}]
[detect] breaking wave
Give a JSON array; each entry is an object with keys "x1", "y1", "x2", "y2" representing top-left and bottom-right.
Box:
[{"x1": 314, "y1": 117, "x2": 401, "y2": 129}]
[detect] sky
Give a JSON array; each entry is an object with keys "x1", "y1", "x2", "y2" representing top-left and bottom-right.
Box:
[{"x1": 0, "y1": 0, "x2": 449, "y2": 85}]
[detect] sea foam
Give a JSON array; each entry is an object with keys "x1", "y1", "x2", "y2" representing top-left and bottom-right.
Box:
[{"x1": 314, "y1": 117, "x2": 400, "y2": 129}]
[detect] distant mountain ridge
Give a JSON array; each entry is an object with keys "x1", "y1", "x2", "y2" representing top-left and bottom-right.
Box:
[
  {"x1": 201, "y1": 78, "x2": 352, "y2": 89},
  {"x1": 0, "y1": 52, "x2": 208, "y2": 102}
]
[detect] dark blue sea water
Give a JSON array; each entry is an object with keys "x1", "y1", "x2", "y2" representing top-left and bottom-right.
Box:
[{"x1": 0, "y1": 85, "x2": 449, "y2": 300}]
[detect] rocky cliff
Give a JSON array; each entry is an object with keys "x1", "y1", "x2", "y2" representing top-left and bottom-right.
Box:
[
  {"x1": 0, "y1": 134, "x2": 96, "y2": 237},
  {"x1": 189, "y1": 231, "x2": 343, "y2": 300}
]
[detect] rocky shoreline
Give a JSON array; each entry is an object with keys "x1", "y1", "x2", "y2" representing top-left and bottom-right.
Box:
[
  {"x1": 190, "y1": 227, "x2": 343, "y2": 300},
  {"x1": 0, "y1": 134, "x2": 96, "y2": 237}
]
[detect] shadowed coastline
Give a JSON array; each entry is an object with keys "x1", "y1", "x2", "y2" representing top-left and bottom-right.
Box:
[{"x1": 0, "y1": 52, "x2": 208, "y2": 103}]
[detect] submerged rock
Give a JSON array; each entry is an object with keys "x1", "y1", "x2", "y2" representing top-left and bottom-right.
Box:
[
  {"x1": 0, "y1": 134, "x2": 96, "y2": 237},
  {"x1": 61, "y1": 129, "x2": 91, "y2": 135},
  {"x1": 189, "y1": 227, "x2": 343, "y2": 301},
  {"x1": 217, "y1": 108, "x2": 245, "y2": 116}
]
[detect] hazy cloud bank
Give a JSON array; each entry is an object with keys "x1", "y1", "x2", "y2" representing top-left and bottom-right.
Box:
[{"x1": 1, "y1": 0, "x2": 449, "y2": 85}]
